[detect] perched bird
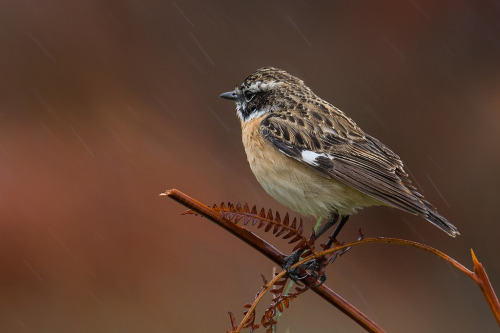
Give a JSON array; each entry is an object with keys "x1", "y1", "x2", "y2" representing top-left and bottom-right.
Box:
[{"x1": 220, "y1": 67, "x2": 459, "y2": 240}]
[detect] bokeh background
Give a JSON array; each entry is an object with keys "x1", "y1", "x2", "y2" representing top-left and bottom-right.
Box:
[{"x1": 1, "y1": 1, "x2": 499, "y2": 332}]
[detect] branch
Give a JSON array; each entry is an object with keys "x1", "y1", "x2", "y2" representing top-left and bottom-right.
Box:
[
  {"x1": 161, "y1": 188, "x2": 385, "y2": 333},
  {"x1": 162, "y1": 188, "x2": 500, "y2": 330},
  {"x1": 293, "y1": 237, "x2": 500, "y2": 327}
]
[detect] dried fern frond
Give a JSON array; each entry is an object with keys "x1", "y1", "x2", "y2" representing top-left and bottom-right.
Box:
[
  {"x1": 260, "y1": 275, "x2": 306, "y2": 332},
  {"x1": 185, "y1": 202, "x2": 316, "y2": 255},
  {"x1": 242, "y1": 301, "x2": 259, "y2": 332}
]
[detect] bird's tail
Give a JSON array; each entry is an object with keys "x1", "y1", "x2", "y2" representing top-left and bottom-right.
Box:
[{"x1": 425, "y1": 209, "x2": 460, "y2": 237}]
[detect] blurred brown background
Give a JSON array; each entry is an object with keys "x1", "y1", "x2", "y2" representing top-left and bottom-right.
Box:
[{"x1": 0, "y1": 0, "x2": 499, "y2": 332}]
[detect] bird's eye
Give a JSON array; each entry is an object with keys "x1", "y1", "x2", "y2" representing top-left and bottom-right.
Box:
[{"x1": 245, "y1": 91, "x2": 255, "y2": 102}]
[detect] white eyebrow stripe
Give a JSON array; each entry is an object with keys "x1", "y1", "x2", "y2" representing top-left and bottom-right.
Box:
[
  {"x1": 260, "y1": 81, "x2": 282, "y2": 90},
  {"x1": 245, "y1": 80, "x2": 283, "y2": 92}
]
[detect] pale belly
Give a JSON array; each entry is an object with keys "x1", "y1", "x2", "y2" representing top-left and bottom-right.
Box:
[{"x1": 241, "y1": 121, "x2": 381, "y2": 217}]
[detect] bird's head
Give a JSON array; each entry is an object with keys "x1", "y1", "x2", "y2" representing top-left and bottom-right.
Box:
[{"x1": 220, "y1": 67, "x2": 306, "y2": 122}]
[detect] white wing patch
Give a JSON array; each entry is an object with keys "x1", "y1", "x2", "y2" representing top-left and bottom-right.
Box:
[{"x1": 301, "y1": 150, "x2": 333, "y2": 166}]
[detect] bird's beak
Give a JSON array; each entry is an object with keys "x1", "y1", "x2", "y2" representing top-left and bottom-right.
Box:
[{"x1": 219, "y1": 90, "x2": 238, "y2": 101}]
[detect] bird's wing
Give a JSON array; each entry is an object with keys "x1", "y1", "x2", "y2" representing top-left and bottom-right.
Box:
[{"x1": 259, "y1": 112, "x2": 429, "y2": 217}]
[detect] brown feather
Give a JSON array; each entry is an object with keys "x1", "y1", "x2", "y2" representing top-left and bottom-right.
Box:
[{"x1": 224, "y1": 67, "x2": 459, "y2": 237}]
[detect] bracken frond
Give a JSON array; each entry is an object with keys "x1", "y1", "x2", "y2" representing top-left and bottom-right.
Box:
[
  {"x1": 261, "y1": 275, "x2": 306, "y2": 332},
  {"x1": 240, "y1": 292, "x2": 261, "y2": 332},
  {"x1": 186, "y1": 202, "x2": 316, "y2": 255}
]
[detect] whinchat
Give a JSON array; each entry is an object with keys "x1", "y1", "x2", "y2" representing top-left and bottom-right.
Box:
[{"x1": 220, "y1": 67, "x2": 459, "y2": 239}]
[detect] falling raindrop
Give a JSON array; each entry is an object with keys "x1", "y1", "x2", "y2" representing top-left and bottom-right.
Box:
[
  {"x1": 172, "y1": 1, "x2": 195, "y2": 27},
  {"x1": 28, "y1": 32, "x2": 56, "y2": 63},
  {"x1": 208, "y1": 107, "x2": 231, "y2": 132},
  {"x1": 426, "y1": 174, "x2": 451, "y2": 207},
  {"x1": 70, "y1": 125, "x2": 95, "y2": 158},
  {"x1": 287, "y1": 16, "x2": 311, "y2": 47},
  {"x1": 190, "y1": 33, "x2": 215, "y2": 67}
]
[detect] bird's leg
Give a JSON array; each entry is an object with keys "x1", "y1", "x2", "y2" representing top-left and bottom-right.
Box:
[
  {"x1": 325, "y1": 215, "x2": 350, "y2": 249},
  {"x1": 282, "y1": 213, "x2": 339, "y2": 282},
  {"x1": 314, "y1": 213, "x2": 339, "y2": 239},
  {"x1": 303, "y1": 215, "x2": 350, "y2": 287}
]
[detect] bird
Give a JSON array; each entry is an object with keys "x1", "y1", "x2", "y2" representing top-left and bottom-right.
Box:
[{"x1": 219, "y1": 67, "x2": 459, "y2": 242}]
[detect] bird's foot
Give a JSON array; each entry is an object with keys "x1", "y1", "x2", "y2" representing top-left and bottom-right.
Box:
[
  {"x1": 282, "y1": 250, "x2": 309, "y2": 282},
  {"x1": 282, "y1": 250, "x2": 328, "y2": 287},
  {"x1": 303, "y1": 256, "x2": 328, "y2": 287}
]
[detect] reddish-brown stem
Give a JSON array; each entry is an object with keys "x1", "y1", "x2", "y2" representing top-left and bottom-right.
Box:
[
  {"x1": 471, "y1": 250, "x2": 500, "y2": 326},
  {"x1": 313, "y1": 237, "x2": 473, "y2": 278},
  {"x1": 300, "y1": 238, "x2": 500, "y2": 327},
  {"x1": 162, "y1": 188, "x2": 385, "y2": 333},
  {"x1": 162, "y1": 189, "x2": 284, "y2": 264},
  {"x1": 162, "y1": 188, "x2": 500, "y2": 330}
]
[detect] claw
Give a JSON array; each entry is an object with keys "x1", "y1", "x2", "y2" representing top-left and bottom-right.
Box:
[
  {"x1": 282, "y1": 250, "x2": 302, "y2": 271},
  {"x1": 283, "y1": 250, "x2": 329, "y2": 286},
  {"x1": 283, "y1": 250, "x2": 309, "y2": 282}
]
